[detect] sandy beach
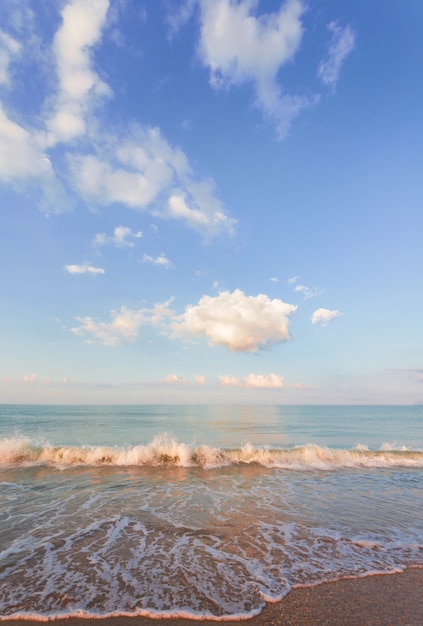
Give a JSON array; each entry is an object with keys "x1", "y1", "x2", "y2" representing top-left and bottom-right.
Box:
[{"x1": 1, "y1": 568, "x2": 422, "y2": 626}]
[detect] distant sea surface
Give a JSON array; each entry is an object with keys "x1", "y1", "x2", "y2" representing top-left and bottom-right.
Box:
[{"x1": 1, "y1": 404, "x2": 422, "y2": 621}]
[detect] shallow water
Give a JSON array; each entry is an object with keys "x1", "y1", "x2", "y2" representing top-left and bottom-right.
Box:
[{"x1": 1, "y1": 405, "x2": 422, "y2": 620}]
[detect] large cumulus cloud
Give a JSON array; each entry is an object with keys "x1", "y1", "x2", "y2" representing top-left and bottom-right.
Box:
[{"x1": 172, "y1": 289, "x2": 297, "y2": 352}]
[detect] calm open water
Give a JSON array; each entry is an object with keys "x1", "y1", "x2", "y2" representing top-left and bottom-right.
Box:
[{"x1": 0, "y1": 404, "x2": 422, "y2": 620}]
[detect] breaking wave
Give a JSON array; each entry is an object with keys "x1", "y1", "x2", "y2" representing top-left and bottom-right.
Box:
[{"x1": 1, "y1": 434, "x2": 423, "y2": 469}]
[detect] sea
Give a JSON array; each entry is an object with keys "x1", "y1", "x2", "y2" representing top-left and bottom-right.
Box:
[{"x1": 0, "y1": 404, "x2": 422, "y2": 621}]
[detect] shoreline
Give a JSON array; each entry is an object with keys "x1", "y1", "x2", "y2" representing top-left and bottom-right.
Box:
[{"x1": 1, "y1": 568, "x2": 422, "y2": 626}]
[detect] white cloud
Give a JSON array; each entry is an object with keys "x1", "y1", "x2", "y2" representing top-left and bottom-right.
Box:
[
  {"x1": 47, "y1": 0, "x2": 111, "y2": 144},
  {"x1": 0, "y1": 104, "x2": 73, "y2": 213},
  {"x1": 65, "y1": 263, "x2": 105, "y2": 275},
  {"x1": 195, "y1": 374, "x2": 206, "y2": 385},
  {"x1": 219, "y1": 375, "x2": 240, "y2": 386},
  {"x1": 288, "y1": 275, "x2": 299, "y2": 284},
  {"x1": 0, "y1": 29, "x2": 21, "y2": 86},
  {"x1": 164, "y1": 374, "x2": 186, "y2": 384},
  {"x1": 165, "y1": 0, "x2": 197, "y2": 38},
  {"x1": 93, "y1": 226, "x2": 143, "y2": 248},
  {"x1": 317, "y1": 21, "x2": 355, "y2": 89},
  {"x1": 311, "y1": 307, "x2": 342, "y2": 326},
  {"x1": 167, "y1": 184, "x2": 236, "y2": 237},
  {"x1": 172, "y1": 289, "x2": 297, "y2": 352},
  {"x1": 0, "y1": 4, "x2": 234, "y2": 236},
  {"x1": 288, "y1": 276, "x2": 322, "y2": 299},
  {"x1": 0, "y1": 1, "x2": 110, "y2": 213},
  {"x1": 71, "y1": 290, "x2": 297, "y2": 350},
  {"x1": 0, "y1": 105, "x2": 50, "y2": 180},
  {"x1": 219, "y1": 373, "x2": 285, "y2": 388},
  {"x1": 143, "y1": 254, "x2": 172, "y2": 268},
  {"x1": 294, "y1": 284, "x2": 322, "y2": 300},
  {"x1": 68, "y1": 127, "x2": 235, "y2": 237},
  {"x1": 198, "y1": 0, "x2": 315, "y2": 139},
  {"x1": 68, "y1": 146, "x2": 173, "y2": 208},
  {"x1": 270, "y1": 277, "x2": 279, "y2": 283},
  {"x1": 244, "y1": 373, "x2": 284, "y2": 388},
  {"x1": 70, "y1": 300, "x2": 174, "y2": 346}
]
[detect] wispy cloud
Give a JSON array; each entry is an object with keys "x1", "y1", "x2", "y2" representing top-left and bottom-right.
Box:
[
  {"x1": 311, "y1": 307, "x2": 342, "y2": 326},
  {"x1": 165, "y1": 0, "x2": 197, "y2": 38},
  {"x1": 197, "y1": 0, "x2": 316, "y2": 139},
  {"x1": 288, "y1": 276, "x2": 299, "y2": 284},
  {"x1": 0, "y1": 29, "x2": 21, "y2": 86},
  {"x1": 288, "y1": 276, "x2": 322, "y2": 299},
  {"x1": 70, "y1": 299, "x2": 174, "y2": 346},
  {"x1": 142, "y1": 253, "x2": 172, "y2": 268},
  {"x1": 294, "y1": 284, "x2": 322, "y2": 299},
  {"x1": 167, "y1": 185, "x2": 236, "y2": 237},
  {"x1": 68, "y1": 127, "x2": 236, "y2": 237},
  {"x1": 402, "y1": 369, "x2": 423, "y2": 383},
  {"x1": 318, "y1": 21, "x2": 355, "y2": 90},
  {"x1": 65, "y1": 263, "x2": 105, "y2": 275}
]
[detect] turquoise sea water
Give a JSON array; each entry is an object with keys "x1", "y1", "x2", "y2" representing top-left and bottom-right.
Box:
[{"x1": 0, "y1": 404, "x2": 422, "y2": 620}]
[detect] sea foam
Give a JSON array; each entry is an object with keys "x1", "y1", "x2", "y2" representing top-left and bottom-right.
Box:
[{"x1": 1, "y1": 434, "x2": 422, "y2": 469}]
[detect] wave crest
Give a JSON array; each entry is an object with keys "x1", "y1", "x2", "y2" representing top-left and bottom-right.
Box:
[{"x1": 1, "y1": 435, "x2": 423, "y2": 470}]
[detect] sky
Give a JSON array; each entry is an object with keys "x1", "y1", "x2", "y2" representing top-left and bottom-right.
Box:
[{"x1": 0, "y1": 0, "x2": 422, "y2": 405}]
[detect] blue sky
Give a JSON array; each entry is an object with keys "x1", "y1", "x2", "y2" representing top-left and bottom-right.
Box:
[{"x1": 1, "y1": 0, "x2": 422, "y2": 404}]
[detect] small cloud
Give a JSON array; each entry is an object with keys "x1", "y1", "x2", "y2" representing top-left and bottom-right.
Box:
[
  {"x1": 23, "y1": 373, "x2": 36, "y2": 383},
  {"x1": 167, "y1": 187, "x2": 236, "y2": 238},
  {"x1": 219, "y1": 375, "x2": 240, "y2": 386},
  {"x1": 142, "y1": 253, "x2": 172, "y2": 268},
  {"x1": 294, "y1": 284, "x2": 322, "y2": 300},
  {"x1": 288, "y1": 276, "x2": 322, "y2": 299},
  {"x1": 288, "y1": 276, "x2": 299, "y2": 285},
  {"x1": 164, "y1": 374, "x2": 186, "y2": 384},
  {"x1": 317, "y1": 21, "x2": 355, "y2": 90},
  {"x1": 195, "y1": 374, "x2": 206, "y2": 385},
  {"x1": 270, "y1": 277, "x2": 279, "y2": 283},
  {"x1": 219, "y1": 373, "x2": 285, "y2": 389},
  {"x1": 311, "y1": 307, "x2": 342, "y2": 326},
  {"x1": 93, "y1": 225, "x2": 142, "y2": 248},
  {"x1": 65, "y1": 263, "x2": 105, "y2": 275},
  {"x1": 181, "y1": 118, "x2": 193, "y2": 131},
  {"x1": 165, "y1": 0, "x2": 196, "y2": 38}
]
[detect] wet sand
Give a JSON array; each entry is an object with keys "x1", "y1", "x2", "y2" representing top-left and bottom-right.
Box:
[{"x1": 1, "y1": 568, "x2": 422, "y2": 626}]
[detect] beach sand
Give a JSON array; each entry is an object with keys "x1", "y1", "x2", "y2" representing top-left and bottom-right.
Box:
[{"x1": 1, "y1": 568, "x2": 422, "y2": 626}]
